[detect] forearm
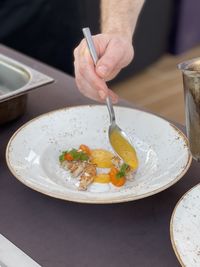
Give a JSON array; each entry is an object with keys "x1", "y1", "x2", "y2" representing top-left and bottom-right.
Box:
[{"x1": 101, "y1": 0, "x2": 145, "y2": 40}]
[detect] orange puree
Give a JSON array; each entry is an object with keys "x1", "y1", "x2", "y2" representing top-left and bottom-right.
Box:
[{"x1": 93, "y1": 174, "x2": 110, "y2": 183}]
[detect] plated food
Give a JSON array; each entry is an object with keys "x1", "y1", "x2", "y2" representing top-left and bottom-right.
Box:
[
  {"x1": 6, "y1": 105, "x2": 191, "y2": 203},
  {"x1": 59, "y1": 144, "x2": 137, "y2": 191}
]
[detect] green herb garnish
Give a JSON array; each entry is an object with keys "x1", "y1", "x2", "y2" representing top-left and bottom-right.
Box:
[
  {"x1": 116, "y1": 163, "x2": 129, "y2": 178},
  {"x1": 59, "y1": 148, "x2": 89, "y2": 162},
  {"x1": 59, "y1": 150, "x2": 68, "y2": 162},
  {"x1": 69, "y1": 149, "x2": 89, "y2": 161}
]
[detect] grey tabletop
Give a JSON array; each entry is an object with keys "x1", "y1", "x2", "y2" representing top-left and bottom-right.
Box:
[{"x1": 0, "y1": 44, "x2": 199, "y2": 267}]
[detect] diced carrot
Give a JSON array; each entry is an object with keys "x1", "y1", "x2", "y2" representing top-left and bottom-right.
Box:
[
  {"x1": 109, "y1": 166, "x2": 118, "y2": 176},
  {"x1": 79, "y1": 144, "x2": 91, "y2": 155},
  {"x1": 64, "y1": 153, "x2": 74, "y2": 161},
  {"x1": 109, "y1": 166, "x2": 126, "y2": 187}
]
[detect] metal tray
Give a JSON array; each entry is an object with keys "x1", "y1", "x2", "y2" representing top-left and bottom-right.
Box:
[
  {"x1": 0, "y1": 54, "x2": 54, "y2": 103},
  {"x1": 0, "y1": 54, "x2": 54, "y2": 124}
]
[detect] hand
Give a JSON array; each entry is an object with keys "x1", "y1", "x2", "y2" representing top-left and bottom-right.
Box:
[{"x1": 73, "y1": 33, "x2": 134, "y2": 102}]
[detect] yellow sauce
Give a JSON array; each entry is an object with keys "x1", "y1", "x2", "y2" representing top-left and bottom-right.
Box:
[
  {"x1": 110, "y1": 129, "x2": 138, "y2": 169},
  {"x1": 93, "y1": 173, "x2": 110, "y2": 183}
]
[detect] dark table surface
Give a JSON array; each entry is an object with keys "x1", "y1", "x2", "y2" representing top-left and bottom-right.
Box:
[{"x1": 0, "y1": 44, "x2": 199, "y2": 267}]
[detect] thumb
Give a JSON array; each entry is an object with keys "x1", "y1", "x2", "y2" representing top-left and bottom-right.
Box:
[{"x1": 96, "y1": 40, "x2": 124, "y2": 79}]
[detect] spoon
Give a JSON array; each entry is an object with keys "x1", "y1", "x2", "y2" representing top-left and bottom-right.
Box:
[{"x1": 82, "y1": 27, "x2": 138, "y2": 169}]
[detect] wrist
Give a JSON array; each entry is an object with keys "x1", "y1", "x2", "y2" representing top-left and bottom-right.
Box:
[{"x1": 101, "y1": 27, "x2": 133, "y2": 43}]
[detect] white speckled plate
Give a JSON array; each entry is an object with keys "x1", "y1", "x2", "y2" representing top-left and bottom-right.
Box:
[
  {"x1": 6, "y1": 105, "x2": 191, "y2": 203},
  {"x1": 170, "y1": 183, "x2": 200, "y2": 266}
]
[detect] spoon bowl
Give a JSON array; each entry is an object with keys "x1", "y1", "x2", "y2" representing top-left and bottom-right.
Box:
[{"x1": 108, "y1": 123, "x2": 138, "y2": 169}]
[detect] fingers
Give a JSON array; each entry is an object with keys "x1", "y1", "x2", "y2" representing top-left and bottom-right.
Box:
[
  {"x1": 96, "y1": 38, "x2": 134, "y2": 80},
  {"x1": 108, "y1": 89, "x2": 119, "y2": 104},
  {"x1": 74, "y1": 65, "x2": 101, "y2": 101},
  {"x1": 73, "y1": 34, "x2": 133, "y2": 103},
  {"x1": 104, "y1": 67, "x2": 121, "y2": 82},
  {"x1": 74, "y1": 39, "x2": 118, "y2": 103}
]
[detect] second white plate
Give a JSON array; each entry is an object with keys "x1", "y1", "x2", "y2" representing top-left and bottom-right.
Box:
[{"x1": 171, "y1": 183, "x2": 200, "y2": 267}]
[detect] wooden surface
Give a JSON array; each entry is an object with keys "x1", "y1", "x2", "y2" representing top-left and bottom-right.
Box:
[{"x1": 113, "y1": 45, "x2": 200, "y2": 125}]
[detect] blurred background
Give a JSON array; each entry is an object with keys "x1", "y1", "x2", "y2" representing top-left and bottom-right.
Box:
[{"x1": 1, "y1": 0, "x2": 200, "y2": 124}]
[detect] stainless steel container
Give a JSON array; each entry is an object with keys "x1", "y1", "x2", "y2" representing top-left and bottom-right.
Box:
[
  {"x1": 0, "y1": 54, "x2": 54, "y2": 124},
  {"x1": 178, "y1": 58, "x2": 200, "y2": 161}
]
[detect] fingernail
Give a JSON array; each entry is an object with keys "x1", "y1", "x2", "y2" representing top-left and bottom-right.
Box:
[
  {"x1": 98, "y1": 90, "x2": 106, "y2": 100},
  {"x1": 97, "y1": 65, "x2": 108, "y2": 77}
]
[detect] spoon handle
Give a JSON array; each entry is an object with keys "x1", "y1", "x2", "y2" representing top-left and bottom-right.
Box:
[
  {"x1": 82, "y1": 27, "x2": 115, "y2": 124},
  {"x1": 82, "y1": 27, "x2": 98, "y2": 65}
]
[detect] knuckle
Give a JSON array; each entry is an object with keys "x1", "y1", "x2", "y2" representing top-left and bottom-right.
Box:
[
  {"x1": 79, "y1": 64, "x2": 86, "y2": 76},
  {"x1": 75, "y1": 76, "x2": 81, "y2": 88},
  {"x1": 73, "y1": 39, "x2": 86, "y2": 57},
  {"x1": 76, "y1": 75, "x2": 82, "y2": 85},
  {"x1": 103, "y1": 56, "x2": 118, "y2": 70},
  {"x1": 73, "y1": 47, "x2": 79, "y2": 57},
  {"x1": 85, "y1": 75, "x2": 100, "y2": 91},
  {"x1": 80, "y1": 38, "x2": 86, "y2": 46},
  {"x1": 92, "y1": 81, "x2": 101, "y2": 91},
  {"x1": 92, "y1": 78, "x2": 105, "y2": 91}
]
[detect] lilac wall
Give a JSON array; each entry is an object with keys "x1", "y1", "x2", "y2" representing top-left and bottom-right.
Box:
[{"x1": 173, "y1": 0, "x2": 200, "y2": 54}]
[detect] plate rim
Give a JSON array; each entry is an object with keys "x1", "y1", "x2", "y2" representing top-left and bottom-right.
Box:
[
  {"x1": 170, "y1": 183, "x2": 200, "y2": 267},
  {"x1": 6, "y1": 105, "x2": 192, "y2": 204}
]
